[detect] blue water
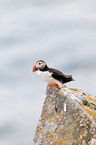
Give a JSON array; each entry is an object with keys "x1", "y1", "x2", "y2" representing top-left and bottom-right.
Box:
[{"x1": 0, "y1": 0, "x2": 96, "y2": 145}]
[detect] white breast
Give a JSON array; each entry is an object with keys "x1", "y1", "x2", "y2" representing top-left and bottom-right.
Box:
[
  {"x1": 37, "y1": 70, "x2": 62, "y2": 87},
  {"x1": 37, "y1": 70, "x2": 52, "y2": 81}
]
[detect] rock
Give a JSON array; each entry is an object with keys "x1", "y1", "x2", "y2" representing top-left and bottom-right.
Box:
[{"x1": 33, "y1": 85, "x2": 96, "y2": 145}]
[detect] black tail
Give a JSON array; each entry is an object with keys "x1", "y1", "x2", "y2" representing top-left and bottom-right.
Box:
[{"x1": 62, "y1": 75, "x2": 75, "y2": 83}]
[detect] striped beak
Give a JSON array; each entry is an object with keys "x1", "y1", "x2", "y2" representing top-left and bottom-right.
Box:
[{"x1": 32, "y1": 65, "x2": 38, "y2": 72}]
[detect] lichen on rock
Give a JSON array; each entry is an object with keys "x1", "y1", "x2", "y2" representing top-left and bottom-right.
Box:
[{"x1": 33, "y1": 85, "x2": 96, "y2": 145}]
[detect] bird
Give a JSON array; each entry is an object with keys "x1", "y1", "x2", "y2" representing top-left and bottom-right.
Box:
[{"x1": 32, "y1": 60, "x2": 75, "y2": 89}]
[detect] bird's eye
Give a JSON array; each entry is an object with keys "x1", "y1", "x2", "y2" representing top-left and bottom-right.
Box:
[{"x1": 39, "y1": 63, "x2": 41, "y2": 65}]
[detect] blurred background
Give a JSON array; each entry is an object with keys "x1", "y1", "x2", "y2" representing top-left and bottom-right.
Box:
[{"x1": 0, "y1": 0, "x2": 96, "y2": 145}]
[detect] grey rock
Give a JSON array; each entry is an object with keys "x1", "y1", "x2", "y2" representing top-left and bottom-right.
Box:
[{"x1": 33, "y1": 85, "x2": 96, "y2": 145}]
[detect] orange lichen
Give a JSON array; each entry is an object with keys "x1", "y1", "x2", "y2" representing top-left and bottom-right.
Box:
[
  {"x1": 80, "y1": 105, "x2": 96, "y2": 121},
  {"x1": 53, "y1": 139, "x2": 65, "y2": 144},
  {"x1": 86, "y1": 95, "x2": 96, "y2": 106}
]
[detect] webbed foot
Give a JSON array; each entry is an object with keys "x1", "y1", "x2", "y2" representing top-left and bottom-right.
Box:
[{"x1": 48, "y1": 84, "x2": 60, "y2": 89}]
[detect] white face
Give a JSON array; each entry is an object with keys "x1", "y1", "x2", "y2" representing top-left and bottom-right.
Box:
[{"x1": 36, "y1": 60, "x2": 46, "y2": 70}]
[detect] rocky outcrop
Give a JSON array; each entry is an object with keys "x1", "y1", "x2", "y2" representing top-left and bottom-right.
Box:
[{"x1": 33, "y1": 85, "x2": 96, "y2": 145}]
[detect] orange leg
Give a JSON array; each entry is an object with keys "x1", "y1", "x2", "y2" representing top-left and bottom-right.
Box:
[{"x1": 48, "y1": 84, "x2": 60, "y2": 89}]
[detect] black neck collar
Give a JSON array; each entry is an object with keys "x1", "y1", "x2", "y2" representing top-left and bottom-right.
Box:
[{"x1": 40, "y1": 65, "x2": 49, "y2": 71}]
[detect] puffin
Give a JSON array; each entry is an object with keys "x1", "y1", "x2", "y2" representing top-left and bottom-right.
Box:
[{"x1": 32, "y1": 60, "x2": 75, "y2": 89}]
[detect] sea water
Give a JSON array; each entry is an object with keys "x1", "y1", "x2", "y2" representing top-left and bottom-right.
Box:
[{"x1": 0, "y1": 0, "x2": 96, "y2": 144}]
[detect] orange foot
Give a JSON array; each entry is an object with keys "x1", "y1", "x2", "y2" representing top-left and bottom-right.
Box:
[{"x1": 48, "y1": 84, "x2": 60, "y2": 89}]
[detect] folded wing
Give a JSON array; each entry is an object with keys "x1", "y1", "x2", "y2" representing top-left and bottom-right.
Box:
[{"x1": 49, "y1": 68, "x2": 74, "y2": 84}]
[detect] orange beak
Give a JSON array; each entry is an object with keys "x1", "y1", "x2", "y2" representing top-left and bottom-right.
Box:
[{"x1": 32, "y1": 65, "x2": 38, "y2": 72}]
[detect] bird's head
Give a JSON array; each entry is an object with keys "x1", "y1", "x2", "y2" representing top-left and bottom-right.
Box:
[{"x1": 32, "y1": 60, "x2": 47, "y2": 72}]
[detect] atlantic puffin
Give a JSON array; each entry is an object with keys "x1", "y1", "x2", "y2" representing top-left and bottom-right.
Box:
[{"x1": 32, "y1": 60, "x2": 74, "y2": 89}]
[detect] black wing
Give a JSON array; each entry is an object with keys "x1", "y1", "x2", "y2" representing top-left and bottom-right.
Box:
[{"x1": 49, "y1": 68, "x2": 74, "y2": 84}]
